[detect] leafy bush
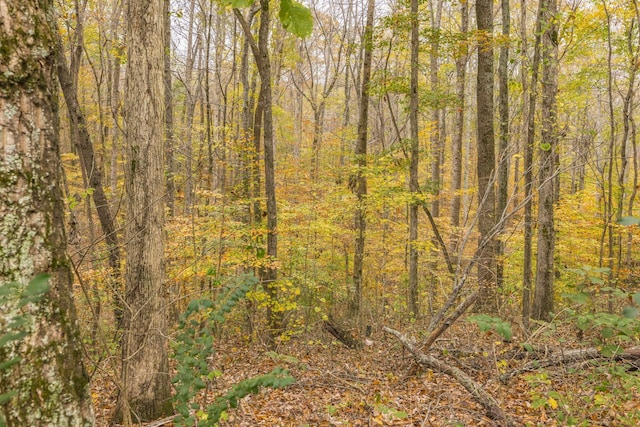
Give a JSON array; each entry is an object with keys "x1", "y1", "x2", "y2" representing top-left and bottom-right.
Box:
[
  {"x1": 172, "y1": 273, "x2": 295, "y2": 426},
  {"x1": 0, "y1": 274, "x2": 51, "y2": 427},
  {"x1": 467, "y1": 314, "x2": 513, "y2": 342},
  {"x1": 563, "y1": 287, "x2": 640, "y2": 355}
]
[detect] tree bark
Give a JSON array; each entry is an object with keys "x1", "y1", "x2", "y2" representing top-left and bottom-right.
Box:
[
  {"x1": 115, "y1": 0, "x2": 173, "y2": 421},
  {"x1": 0, "y1": 0, "x2": 95, "y2": 423},
  {"x1": 429, "y1": 0, "x2": 443, "y2": 218},
  {"x1": 523, "y1": 0, "x2": 543, "y2": 327},
  {"x1": 450, "y1": 0, "x2": 468, "y2": 248},
  {"x1": 532, "y1": 0, "x2": 558, "y2": 321},
  {"x1": 408, "y1": 0, "x2": 420, "y2": 317},
  {"x1": 350, "y1": 0, "x2": 375, "y2": 320},
  {"x1": 164, "y1": 0, "x2": 176, "y2": 217},
  {"x1": 496, "y1": 0, "x2": 510, "y2": 291},
  {"x1": 475, "y1": 0, "x2": 497, "y2": 313}
]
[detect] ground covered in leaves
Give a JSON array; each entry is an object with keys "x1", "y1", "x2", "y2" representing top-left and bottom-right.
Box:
[{"x1": 93, "y1": 322, "x2": 640, "y2": 427}]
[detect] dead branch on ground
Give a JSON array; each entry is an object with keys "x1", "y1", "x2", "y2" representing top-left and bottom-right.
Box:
[{"x1": 383, "y1": 327, "x2": 519, "y2": 427}]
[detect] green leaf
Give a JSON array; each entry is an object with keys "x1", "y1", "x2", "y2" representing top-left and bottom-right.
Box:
[
  {"x1": 23, "y1": 274, "x2": 50, "y2": 298},
  {"x1": 0, "y1": 357, "x2": 21, "y2": 372},
  {"x1": 279, "y1": 0, "x2": 313, "y2": 38},
  {"x1": 562, "y1": 292, "x2": 590, "y2": 305},
  {"x1": 622, "y1": 306, "x2": 639, "y2": 319},
  {"x1": 540, "y1": 142, "x2": 551, "y2": 151},
  {"x1": 616, "y1": 216, "x2": 640, "y2": 226},
  {"x1": 496, "y1": 323, "x2": 513, "y2": 342},
  {"x1": 0, "y1": 282, "x2": 19, "y2": 298},
  {"x1": 0, "y1": 331, "x2": 27, "y2": 348},
  {"x1": 0, "y1": 391, "x2": 17, "y2": 405},
  {"x1": 226, "y1": 0, "x2": 255, "y2": 8}
]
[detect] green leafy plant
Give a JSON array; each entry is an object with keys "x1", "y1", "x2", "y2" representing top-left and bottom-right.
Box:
[
  {"x1": 563, "y1": 287, "x2": 640, "y2": 355},
  {"x1": 0, "y1": 274, "x2": 51, "y2": 427},
  {"x1": 172, "y1": 273, "x2": 295, "y2": 426},
  {"x1": 467, "y1": 314, "x2": 513, "y2": 342}
]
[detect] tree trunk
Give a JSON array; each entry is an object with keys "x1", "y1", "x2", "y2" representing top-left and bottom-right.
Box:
[
  {"x1": 450, "y1": 0, "x2": 468, "y2": 249},
  {"x1": 408, "y1": 0, "x2": 420, "y2": 317},
  {"x1": 522, "y1": 0, "x2": 543, "y2": 327},
  {"x1": 234, "y1": 0, "x2": 280, "y2": 343},
  {"x1": 0, "y1": 0, "x2": 95, "y2": 423},
  {"x1": 475, "y1": 0, "x2": 497, "y2": 313},
  {"x1": 496, "y1": 0, "x2": 510, "y2": 291},
  {"x1": 115, "y1": 0, "x2": 173, "y2": 421},
  {"x1": 257, "y1": 0, "x2": 280, "y2": 342},
  {"x1": 532, "y1": 0, "x2": 558, "y2": 321},
  {"x1": 350, "y1": 0, "x2": 375, "y2": 320},
  {"x1": 429, "y1": 0, "x2": 443, "y2": 217},
  {"x1": 182, "y1": 0, "x2": 199, "y2": 215},
  {"x1": 55, "y1": 29, "x2": 123, "y2": 323},
  {"x1": 164, "y1": 0, "x2": 176, "y2": 217}
]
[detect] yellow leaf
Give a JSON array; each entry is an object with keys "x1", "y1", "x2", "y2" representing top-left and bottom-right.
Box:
[{"x1": 547, "y1": 397, "x2": 558, "y2": 410}]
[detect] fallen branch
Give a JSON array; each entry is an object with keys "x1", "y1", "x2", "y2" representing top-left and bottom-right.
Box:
[
  {"x1": 383, "y1": 327, "x2": 518, "y2": 427},
  {"x1": 421, "y1": 291, "x2": 478, "y2": 351},
  {"x1": 500, "y1": 346, "x2": 640, "y2": 383}
]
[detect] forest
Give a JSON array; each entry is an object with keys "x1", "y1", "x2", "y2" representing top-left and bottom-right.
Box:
[{"x1": 1, "y1": 0, "x2": 640, "y2": 425}]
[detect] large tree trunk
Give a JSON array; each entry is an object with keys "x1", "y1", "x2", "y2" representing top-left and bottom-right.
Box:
[
  {"x1": 532, "y1": 0, "x2": 558, "y2": 321},
  {"x1": 0, "y1": 0, "x2": 95, "y2": 424},
  {"x1": 408, "y1": 0, "x2": 420, "y2": 317},
  {"x1": 475, "y1": 0, "x2": 497, "y2": 313},
  {"x1": 115, "y1": 0, "x2": 173, "y2": 421}
]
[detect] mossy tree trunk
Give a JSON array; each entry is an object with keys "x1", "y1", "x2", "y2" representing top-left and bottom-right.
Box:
[
  {"x1": 0, "y1": 0, "x2": 95, "y2": 424},
  {"x1": 532, "y1": 0, "x2": 558, "y2": 321}
]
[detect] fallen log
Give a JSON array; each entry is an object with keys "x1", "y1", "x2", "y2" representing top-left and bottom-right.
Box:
[
  {"x1": 383, "y1": 327, "x2": 519, "y2": 427},
  {"x1": 323, "y1": 315, "x2": 362, "y2": 349},
  {"x1": 500, "y1": 346, "x2": 640, "y2": 383}
]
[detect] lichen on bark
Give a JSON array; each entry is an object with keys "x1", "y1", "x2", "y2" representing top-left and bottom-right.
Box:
[{"x1": 0, "y1": 0, "x2": 95, "y2": 425}]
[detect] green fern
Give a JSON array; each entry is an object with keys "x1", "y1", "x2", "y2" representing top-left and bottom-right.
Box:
[{"x1": 0, "y1": 274, "x2": 51, "y2": 427}]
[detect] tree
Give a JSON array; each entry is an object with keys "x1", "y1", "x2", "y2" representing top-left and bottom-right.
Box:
[
  {"x1": 234, "y1": 0, "x2": 281, "y2": 343},
  {"x1": 350, "y1": 0, "x2": 375, "y2": 319},
  {"x1": 522, "y1": 0, "x2": 543, "y2": 327},
  {"x1": 55, "y1": 13, "x2": 122, "y2": 322},
  {"x1": 428, "y1": 0, "x2": 443, "y2": 218},
  {"x1": 450, "y1": 0, "x2": 469, "y2": 247},
  {"x1": 532, "y1": 0, "x2": 559, "y2": 321},
  {"x1": 234, "y1": 0, "x2": 313, "y2": 341},
  {"x1": 475, "y1": 0, "x2": 497, "y2": 313},
  {"x1": 408, "y1": 0, "x2": 420, "y2": 316},
  {"x1": 496, "y1": 0, "x2": 510, "y2": 290},
  {"x1": 164, "y1": 0, "x2": 176, "y2": 216},
  {"x1": 115, "y1": 0, "x2": 173, "y2": 421},
  {"x1": 0, "y1": 0, "x2": 95, "y2": 424}
]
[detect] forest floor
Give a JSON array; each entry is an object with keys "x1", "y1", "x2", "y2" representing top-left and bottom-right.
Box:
[{"x1": 93, "y1": 321, "x2": 640, "y2": 427}]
